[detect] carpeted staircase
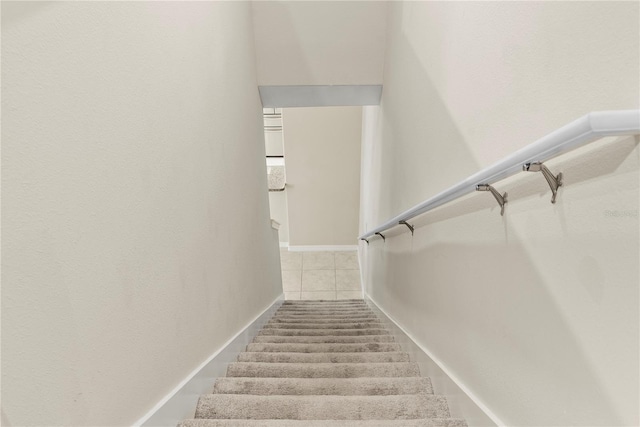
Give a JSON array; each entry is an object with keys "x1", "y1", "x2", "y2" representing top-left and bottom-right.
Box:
[{"x1": 178, "y1": 300, "x2": 467, "y2": 426}]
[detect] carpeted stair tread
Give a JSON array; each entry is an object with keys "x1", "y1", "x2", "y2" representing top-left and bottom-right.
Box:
[
  {"x1": 253, "y1": 335, "x2": 395, "y2": 344},
  {"x1": 237, "y1": 351, "x2": 410, "y2": 363},
  {"x1": 269, "y1": 316, "x2": 379, "y2": 321},
  {"x1": 195, "y1": 394, "x2": 450, "y2": 420},
  {"x1": 282, "y1": 303, "x2": 368, "y2": 306},
  {"x1": 276, "y1": 306, "x2": 373, "y2": 313},
  {"x1": 276, "y1": 308, "x2": 374, "y2": 312},
  {"x1": 179, "y1": 300, "x2": 466, "y2": 426},
  {"x1": 284, "y1": 299, "x2": 366, "y2": 303},
  {"x1": 271, "y1": 312, "x2": 376, "y2": 317},
  {"x1": 269, "y1": 316, "x2": 380, "y2": 323},
  {"x1": 281, "y1": 300, "x2": 367, "y2": 305},
  {"x1": 264, "y1": 322, "x2": 384, "y2": 330},
  {"x1": 278, "y1": 304, "x2": 370, "y2": 307},
  {"x1": 281, "y1": 302, "x2": 367, "y2": 307},
  {"x1": 278, "y1": 307, "x2": 370, "y2": 311},
  {"x1": 226, "y1": 362, "x2": 420, "y2": 378},
  {"x1": 273, "y1": 312, "x2": 377, "y2": 317},
  {"x1": 283, "y1": 300, "x2": 366, "y2": 304},
  {"x1": 212, "y1": 376, "x2": 432, "y2": 395},
  {"x1": 258, "y1": 328, "x2": 390, "y2": 337},
  {"x1": 245, "y1": 342, "x2": 403, "y2": 353},
  {"x1": 179, "y1": 419, "x2": 467, "y2": 427}
]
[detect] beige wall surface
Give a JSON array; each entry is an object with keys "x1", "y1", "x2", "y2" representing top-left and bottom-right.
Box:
[
  {"x1": 360, "y1": 2, "x2": 639, "y2": 426},
  {"x1": 284, "y1": 107, "x2": 362, "y2": 246},
  {"x1": 252, "y1": 1, "x2": 387, "y2": 86},
  {"x1": 1, "y1": 2, "x2": 281, "y2": 426}
]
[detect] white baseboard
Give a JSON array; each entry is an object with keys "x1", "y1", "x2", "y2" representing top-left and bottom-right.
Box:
[
  {"x1": 133, "y1": 294, "x2": 285, "y2": 427},
  {"x1": 287, "y1": 245, "x2": 358, "y2": 252},
  {"x1": 364, "y1": 295, "x2": 503, "y2": 427},
  {"x1": 279, "y1": 242, "x2": 289, "y2": 248}
]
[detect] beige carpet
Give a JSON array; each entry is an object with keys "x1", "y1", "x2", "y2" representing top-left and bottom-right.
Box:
[{"x1": 178, "y1": 300, "x2": 467, "y2": 426}]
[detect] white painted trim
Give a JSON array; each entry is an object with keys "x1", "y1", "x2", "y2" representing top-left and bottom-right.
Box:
[
  {"x1": 287, "y1": 245, "x2": 358, "y2": 252},
  {"x1": 259, "y1": 85, "x2": 382, "y2": 108},
  {"x1": 266, "y1": 157, "x2": 285, "y2": 166},
  {"x1": 133, "y1": 294, "x2": 284, "y2": 427},
  {"x1": 365, "y1": 295, "x2": 504, "y2": 427},
  {"x1": 279, "y1": 242, "x2": 289, "y2": 248},
  {"x1": 270, "y1": 219, "x2": 280, "y2": 230}
]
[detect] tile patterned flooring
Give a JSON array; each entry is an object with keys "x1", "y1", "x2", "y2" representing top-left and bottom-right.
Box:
[{"x1": 280, "y1": 249, "x2": 362, "y2": 300}]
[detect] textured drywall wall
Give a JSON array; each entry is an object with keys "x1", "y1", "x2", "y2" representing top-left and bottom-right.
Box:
[
  {"x1": 284, "y1": 107, "x2": 362, "y2": 246},
  {"x1": 252, "y1": 1, "x2": 387, "y2": 86},
  {"x1": 360, "y1": 2, "x2": 639, "y2": 426},
  {"x1": 1, "y1": 2, "x2": 281, "y2": 426}
]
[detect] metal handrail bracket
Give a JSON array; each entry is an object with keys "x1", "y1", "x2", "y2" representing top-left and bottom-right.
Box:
[
  {"x1": 523, "y1": 162, "x2": 563, "y2": 203},
  {"x1": 399, "y1": 220, "x2": 415, "y2": 235},
  {"x1": 359, "y1": 110, "x2": 640, "y2": 240},
  {"x1": 476, "y1": 184, "x2": 507, "y2": 216}
]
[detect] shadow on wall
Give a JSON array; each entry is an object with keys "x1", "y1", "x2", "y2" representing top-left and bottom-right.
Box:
[
  {"x1": 407, "y1": 135, "x2": 640, "y2": 230},
  {"x1": 251, "y1": 2, "x2": 321, "y2": 88},
  {"x1": 363, "y1": 7, "x2": 638, "y2": 425},
  {"x1": 371, "y1": 230, "x2": 632, "y2": 425},
  {"x1": 376, "y1": 33, "x2": 481, "y2": 221}
]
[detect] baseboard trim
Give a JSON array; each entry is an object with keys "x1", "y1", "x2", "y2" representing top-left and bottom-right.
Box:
[
  {"x1": 287, "y1": 245, "x2": 358, "y2": 252},
  {"x1": 365, "y1": 295, "x2": 503, "y2": 427},
  {"x1": 279, "y1": 242, "x2": 289, "y2": 248},
  {"x1": 133, "y1": 294, "x2": 285, "y2": 427}
]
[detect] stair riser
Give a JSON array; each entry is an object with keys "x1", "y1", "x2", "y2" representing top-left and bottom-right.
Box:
[
  {"x1": 195, "y1": 394, "x2": 450, "y2": 420},
  {"x1": 275, "y1": 308, "x2": 373, "y2": 312},
  {"x1": 237, "y1": 352, "x2": 410, "y2": 363},
  {"x1": 253, "y1": 335, "x2": 395, "y2": 344},
  {"x1": 283, "y1": 298, "x2": 365, "y2": 304},
  {"x1": 270, "y1": 318, "x2": 380, "y2": 323},
  {"x1": 212, "y1": 376, "x2": 432, "y2": 395},
  {"x1": 274, "y1": 313, "x2": 376, "y2": 317},
  {"x1": 264, "y1": 323, "x2": 384, "y2": 329},
  {"x1": 277, "y1": 308, "x2": 373, "y2": 312},
  {"x1": 269, "y1": 316, "x2": 380, "y2": 323},
  {"x1": 278, "y1": 308, "x2": 372, "y2": 310},
  {"x1": 180, "y1": 420, "x2": 467, "y2": 427},
  {"x1": 280, "y1": 306, "x2": 369, "y2": 309},
  {"x1": 258, "y1": 329, "x2": 390, "y2": 337},
  {"x1": 282, "y1": 302, "x2": 367, "y2": 307},
  {"x1": 273, "y1": 310, "x2": 375, "y2": 319},
  {"x1": 226, "y1": 362, "x2": 420, "y2": 378},
  {"x1": 246, "y1": 343, "x2": 403, "y2": 353}
]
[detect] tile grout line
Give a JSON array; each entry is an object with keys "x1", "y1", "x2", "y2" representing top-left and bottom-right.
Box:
[{"x1": 282, "y1": 251, "x2": 361, "y2": 300}]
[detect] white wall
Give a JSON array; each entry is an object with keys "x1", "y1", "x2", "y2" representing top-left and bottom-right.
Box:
[
  {"x1": 252, "y1": 1, "x2": 387, "y2": 86},
  {"x1": 284, "y1": 107, "x2": 362, "y2": 246},
  {"x1": 1, "y1": 2, "x2": 281, "y2": 426},
  {"x1": 361, "y1": 2, "x2": 639, "y2": 426}
]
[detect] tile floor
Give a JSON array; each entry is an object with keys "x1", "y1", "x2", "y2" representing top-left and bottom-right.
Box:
[{"x1": 280, "y1": 249, "x2": 362, "y2": 300}]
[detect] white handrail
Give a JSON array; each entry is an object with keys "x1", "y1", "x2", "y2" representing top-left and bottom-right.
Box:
[{"x1": 359, "y1": 110, "x2": 640, "y2": 240}]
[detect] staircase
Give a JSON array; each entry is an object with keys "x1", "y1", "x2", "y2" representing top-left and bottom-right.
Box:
[{"x1": 178, "y1": 300, "x2": 467, "y2": 426}]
